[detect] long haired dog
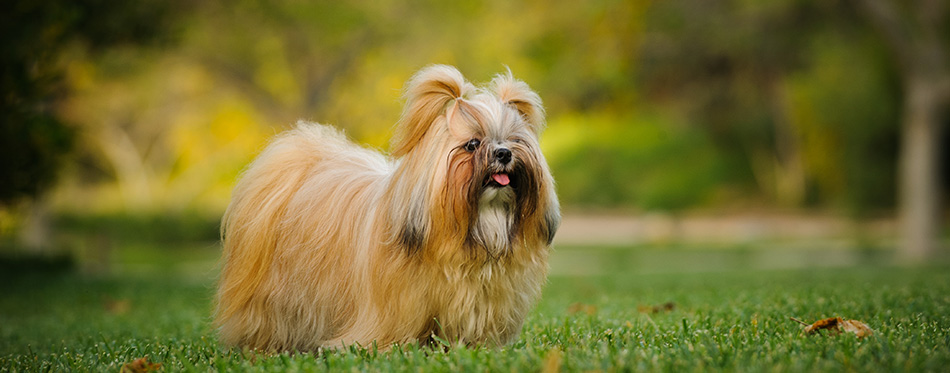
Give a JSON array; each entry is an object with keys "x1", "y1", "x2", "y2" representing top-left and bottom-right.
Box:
[{"x1": 215, "y1": 65, "x2": 560, "y2": 351}]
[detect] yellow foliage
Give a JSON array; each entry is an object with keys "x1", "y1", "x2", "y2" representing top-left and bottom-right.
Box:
[{"x1": 253, "y1": 35, "x2": 302, "y2": 108}]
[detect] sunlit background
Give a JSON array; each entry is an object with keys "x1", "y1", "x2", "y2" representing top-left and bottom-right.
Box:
[{"x1": 2, "y1": 0, "x2": 948, "y2": 275}]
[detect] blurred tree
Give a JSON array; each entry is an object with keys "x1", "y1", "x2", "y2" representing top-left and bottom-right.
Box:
[
  {"x1": 58, "y1": 0, "x2": 393, "y2": 211},
  {"x1": 636, "y1": 0, "x2": 902, "y2": 213},
  {"x1": 543, "y1": 115, "x2": 730, "y2": 211},
  {"x1": 53, "y1": 0, "x2": 657, "y2": 211},
  {"x1": 856, "y1": 0, "x2": 949, "y2": 261},
  {"x1": 27, "y1": 0, "x2": 930, "y2": 229},
  {"x1": 183, "y1": 1, "x2": 388, "y2": 126},
  {"x1": 0, "y1": 0, "x2": 188, "y2": 207},
  {"x1": 639, "y1": 1, "x2": 820, "y2": 206}
]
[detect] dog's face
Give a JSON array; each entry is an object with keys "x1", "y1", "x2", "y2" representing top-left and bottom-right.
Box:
[
  {"x1": 444, "y1": 88, "x2": 549, "y2": 253},
  {"x1": 389, "y1": 66, "x2": 558, "y2": 258}
]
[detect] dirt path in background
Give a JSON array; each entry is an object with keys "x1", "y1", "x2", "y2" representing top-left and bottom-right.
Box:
[{"x1": 553, "y1": 212, "x2": 897, "y2": 247}]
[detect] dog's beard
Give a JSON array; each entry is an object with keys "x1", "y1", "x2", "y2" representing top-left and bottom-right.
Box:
[
  {"x1": 472, "y1": 180, "x2": 516, "y2": 258},
  {"x1": 466, "y1": 158, "x2": 539, "y2": 259}
]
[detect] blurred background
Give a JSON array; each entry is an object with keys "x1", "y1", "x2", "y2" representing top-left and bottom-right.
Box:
[{"x1": 1, "y1": 0, "x2": 948, "y2": 276}]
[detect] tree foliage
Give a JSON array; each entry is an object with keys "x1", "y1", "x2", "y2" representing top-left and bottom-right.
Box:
[
  {"x1": 636, "y1": 0, "x2": 902, "y2": 212},
  {"x1": 0, "y1": 0, "x2": 187, "y2": 206},
  {"x1": 5, "y1": 0, "x2": 936, "y2": 216}
]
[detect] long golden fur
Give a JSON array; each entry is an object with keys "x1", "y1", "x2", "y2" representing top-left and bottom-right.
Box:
[{"x1": 214, "y1": 65, "x2": 560, "y2": 351}]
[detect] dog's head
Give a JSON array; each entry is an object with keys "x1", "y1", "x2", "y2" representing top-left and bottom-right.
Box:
[{"x1": 389, "y1": 65, "x2": 559, "y2": 258}]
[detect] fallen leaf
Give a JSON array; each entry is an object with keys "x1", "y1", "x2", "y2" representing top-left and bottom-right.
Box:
[
  {"x1": 567, "y1": 302, "x2": 597, "y2": 315},
  {"x1": 541, "y1": 347, "x2": 562, "y2": 373},
  {"x1": 801, "y1": 317, "x2": 840, "y2": 334},
  {"x1": 120, "y1": 357, "x2": 162, "y2": 373},
  {"x1": 637, "y1": 301, "x2": 676, "y2": 314},
  {"x1": 104, "y1": 298, "x2": 131, "y2": 315},
  {"x1": 839, "y1": 319, "x2": 874, "y2": 338},
  {"x1": 790, "y1": 317, "x2": 873, "y2": 338}
]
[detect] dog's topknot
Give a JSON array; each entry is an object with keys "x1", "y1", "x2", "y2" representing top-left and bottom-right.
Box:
[
  {"x1": 488, "y1": 69, "x2": 546, "y2": 134},
  {"x1": 391, "y1": 65, "x2": 475, "y2": 157}
]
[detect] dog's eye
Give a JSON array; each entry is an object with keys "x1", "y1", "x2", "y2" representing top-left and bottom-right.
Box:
[{"x1": 463, "y1": 139, "x2": 481, "y2": 152}]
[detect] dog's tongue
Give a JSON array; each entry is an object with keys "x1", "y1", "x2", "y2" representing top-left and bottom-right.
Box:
[{"x1": 492, "y1": 173, "x2": 510, "y2": 186}]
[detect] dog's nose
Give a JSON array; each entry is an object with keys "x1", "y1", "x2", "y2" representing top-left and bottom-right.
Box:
[{"x1": 494, "y1": 148, "x2": 512, "y2": 165}]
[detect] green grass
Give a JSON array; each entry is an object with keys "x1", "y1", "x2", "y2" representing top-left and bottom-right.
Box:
[{"x1": 1, "y1": 248, "x2": 949, "y2": 372}]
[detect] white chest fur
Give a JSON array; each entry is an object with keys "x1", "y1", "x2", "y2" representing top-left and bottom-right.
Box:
[{"x1": 473, "y1": 186, "x2": 516, "y2": 257}]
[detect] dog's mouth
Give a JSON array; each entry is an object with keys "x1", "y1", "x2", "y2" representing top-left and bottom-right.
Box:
[
  {"x1": 487, "y1": 173, "x2": 510, "y2": 187},
  {"x1": 483, "y1": 171, "x2": 521, "y2": 189},
  {"x1": 474, "y1": 159, "x2": 534, "y2": 203}
]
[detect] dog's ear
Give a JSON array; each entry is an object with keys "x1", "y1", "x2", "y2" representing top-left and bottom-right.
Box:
[
  {"x1": 490, "y1": 69, "x2": 546, "y2": 134},
  {"x1": 542, "y1": 197, "x2": 561, "y2": 245},
  {"x1": 397, "y1": 185, "x2": 430, "y2": 254},
  {"x1": 392, "y1": 65, "x2": 472, "y2": 157}
]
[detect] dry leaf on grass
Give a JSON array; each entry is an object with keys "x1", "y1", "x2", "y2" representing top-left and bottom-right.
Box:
[
  {"x1": 790, "y1": 317, "x2": 873, "y2": 338},
  {"x1": 104, "y1": 298, "x2": 131, "y2": 315},
  {"x1": 567, "y1": 302, "x2": 597, "y2": 315},
  {"x1": 120, "y1": 357, "x2": 162, "y2": 373},
  {"x1": 541, "y1": 348, "x2": 563, "y2": 373},
  {"x1": 637, "y1": 301, "x2": 676, "y2": 314}
]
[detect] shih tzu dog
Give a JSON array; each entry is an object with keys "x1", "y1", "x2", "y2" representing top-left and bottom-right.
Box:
[{"x1": 215, "y1": 65, "x2": 560, "y2": 352}]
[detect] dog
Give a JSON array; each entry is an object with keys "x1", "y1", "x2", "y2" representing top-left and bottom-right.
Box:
[{"x1": 214, "y1": 65, "x2": 560, "y2": 351}]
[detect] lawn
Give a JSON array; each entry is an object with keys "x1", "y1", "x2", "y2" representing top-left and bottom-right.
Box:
[{"x1": 1, "y1": 245, "x2": 949, "y2": 372}]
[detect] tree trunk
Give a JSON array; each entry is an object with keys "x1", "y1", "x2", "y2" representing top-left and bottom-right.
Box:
[
  {"x1": 899, "y1": 76, "x2": 943, "y2": 262},
  {"x1": 20, "y1": 199, "x2": 52, "y2": 253},
  {"x1": 855, "y1": 0, "x2": 947, "y2": 262}
]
